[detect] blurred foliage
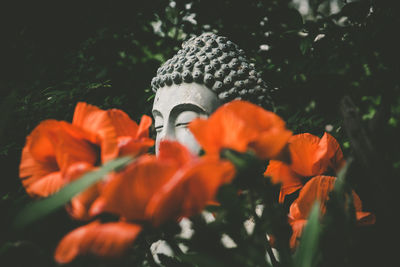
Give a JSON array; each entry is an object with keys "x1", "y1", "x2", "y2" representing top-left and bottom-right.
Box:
[{"x1": 0, "y1": 0, "x2": 399, "y2": 266}]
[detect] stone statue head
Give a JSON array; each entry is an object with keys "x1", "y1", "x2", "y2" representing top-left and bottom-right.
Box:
[{"x1": 151, "y1": 33, "x2": 273, "y2": 155}]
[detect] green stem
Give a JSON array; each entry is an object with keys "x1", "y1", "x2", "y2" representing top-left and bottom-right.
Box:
[
  {"x1": 250, "y1": 190, "x2": 278, "y2": 267},
  {"x1": 222, "y1": 150, "x2": 247, "y2": 171}
]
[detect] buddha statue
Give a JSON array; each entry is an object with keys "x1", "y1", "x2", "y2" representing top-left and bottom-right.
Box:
[{"x1": 151, "y1": 33, "x2": 273, "y2": 155}]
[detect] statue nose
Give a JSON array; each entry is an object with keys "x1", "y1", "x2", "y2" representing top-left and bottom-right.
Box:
[
  {"x1": 155, "y1": 125, "x2": 176, "y2": 156},
  {"x1": 158, "y1": 126, "x2": 176, "y2": 142}
]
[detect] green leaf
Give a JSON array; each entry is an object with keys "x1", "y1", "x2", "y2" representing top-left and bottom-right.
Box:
[
  {"x1": 333, "y1": 157, "x2": 352, "y2": 196},
  {"x1": 300, "y1": 38, "x2": 312, "y2": 55},
  {"x1": 13, "y1": 156, "x2": 133, "y2": 230},
  {"x1": 221, "y1": 149, "x2": 248, "y2": 171},
  {"x1": 221, "y1": 149, "x2": 260, "y2": 172},
  {"x1": 294, "y1": 202, "x2": 321, "y2": 267}
]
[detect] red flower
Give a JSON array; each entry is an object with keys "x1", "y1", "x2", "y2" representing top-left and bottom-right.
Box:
[
  {"x1": 265, "y1": 132, "x2": 345, "y2": 203},
  {"x1": 146, "y1": 153, "x2": 235, "y2": 226},
  {"x1": 288, "y1": 176, "x2": 376, "y2": 248},
  {"x1": 89, "y1": 154, "x2": 177, "y2": 222},
  {"x1": 19, "y1": 120, "x2": 98, "y2": 197},
  {"x1": 265, "y1": 160, "x2": 303, "y2": 203},
  {"x1": 55, "y1": 141, "x2": 235, "y2": 263},
  {"x1": 107, "y1": 108, "x2": 154, "y2": 157},
  {"x1": 189, "y1": 100, "x2": 292, "y2": 160},
  {"x1": 19, "y1": 102, "x2": 154, "y2": 219},
  {"x1": 63, "y1": 162, "x2": 102, "y2": 220},
  {"x1": 289, "y1": 133, "x2": 345, "y2": 177},
  {"x1": 54, "y1": 221, "x2": 142, "y2": 264},
  {"x1": 90, "y1": 141, "x2": 235, "y2": 226}
]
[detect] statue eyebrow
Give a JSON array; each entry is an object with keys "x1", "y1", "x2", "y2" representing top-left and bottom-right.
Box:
[
  {"x1": 170, "y1": 103, "x2": 207, "y2": 117},
  {"x1": 152, "y1": 109, "x2": 162, "y2": 118}
]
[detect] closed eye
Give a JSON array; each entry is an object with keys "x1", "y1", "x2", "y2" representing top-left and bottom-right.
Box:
[
  {"x1": 155, "y1": 126, "x2": 163, "y2": 132},
  {"x1": 175, "y1": 122, "x2": 190, "y2": 128}
]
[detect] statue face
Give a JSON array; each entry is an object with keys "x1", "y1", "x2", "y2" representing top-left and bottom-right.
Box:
[{"x1": 152, "y1": 83, "x2": 221, "y2": 155}]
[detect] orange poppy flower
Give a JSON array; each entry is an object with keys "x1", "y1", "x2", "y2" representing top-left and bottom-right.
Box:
[
  {"x1": 54, "y1": 220, "x2": 142, "y2": 264},
  {"x1": 189, "y1": 100, "x2": 292, "y2": 160},
  {"x1": 288, "y1": 176, "x2": 376, "y2": 248},
  {"x1": 264, "y1": 160, "x2": 303, "y2": 203},
  {"x1": 63, "y1": 162, "x2": 103, "y2": 220},
  {"x1": 72, "y1": 102, "x2": 154, "y2": 159},
  {"x1": 19, "y1": 120, "x2": 98, "y2": 197},
  {"x1": 289, "y1": 132, "x2": 345, "y2": 177},
  {"x1": 90, "y1": 141, "x2": 235, "y2": 226},
  {"x1": 19, "y1": 102, "x2": 154, "y2": 219},
  {"x1": 89, "y1": 155, "x2": 177, "y2": 222},
  {"x1": 107, "y1": 109, "x2": 154, "y2": 157},
  {"x1": 146, "y1": 155, "x2": 235, "y2": 226},
  {"x1": 264, "y1": 132, "x2": 345, "y2": 203}
]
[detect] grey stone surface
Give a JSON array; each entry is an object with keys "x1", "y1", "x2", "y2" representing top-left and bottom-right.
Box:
[{"x1": 151, "y1": 33, "x2": 273, "y2": 155}]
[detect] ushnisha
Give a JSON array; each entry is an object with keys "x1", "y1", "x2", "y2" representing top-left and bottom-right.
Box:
[
  {"x1": 151, "y1": 33, "x2": 273, "y2": 107},
  {"x1": 151, "y1": 33, "x2": 274, "y2": 155}
]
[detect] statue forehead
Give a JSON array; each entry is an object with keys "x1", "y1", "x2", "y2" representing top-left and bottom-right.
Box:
[{"x1": 152, "y1": 83, "x2": 220, "y2": 114}]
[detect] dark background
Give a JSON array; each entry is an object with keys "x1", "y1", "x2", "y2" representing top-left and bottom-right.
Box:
[{"x1": 0, "y1": 0, "x2": 399, "y2": 266}]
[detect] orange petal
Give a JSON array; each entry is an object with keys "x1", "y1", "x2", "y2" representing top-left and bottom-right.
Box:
[
  {"x1": 352, "y1": 190, "x2": 363, "y2": 212},
  {"x1": 72, "y1": 102, "x2": 118, "y2": 163},
  {"x1": 28, "y1": 120, "x2": 95, "y2": 162},
  {"x1": 289, "y1": 176, "x2": 336, "y2": 220},
  {"x1": 19, "y1": 144, "x2": 58, "y2": 196},
  {"x1": 25, "y1": 171, "x2": 64, "y2": 197},
  {"x1": 265, "y1": 160, "x2": 303, "y2": 203},
  {"x1": 55, "y1": 221, "x2": 100, "y2": 264},
  {"x1": 279, "y1": 184, "x2": 304, "y2": 204},
  {"x1": 290, "y1": 176, "x2": 375, "y2": 222},
  {"x1": 28, "y1": 120, "x2": 59, "y2": 163},
  {"x1": 189, "y1": 100, "x2": 292, "y2": 159},
  {"x1": 265, "y1": 160, "x2": 302, "y2": 185},
  {"x1": 288, "y1": 133, "x2": 326, "y2": 177},
  {"x1": 72, "y1": 102, "x2": 103, "y2": 137},
  {"x1": 117, "y1": 136, "x2": 154, "y2": 157},
  {"x1": 54, "y1": 221, "x2": 141, "y2": 264},
  {"x1": 54, "y1": 135, "x2": 97, "y2": 176},
  {"x1": 351, "y1": 191, "x2": 375, "y2": 225},
  {"x1": 136, "y1": 115, "x2": 152, "y2": 139},
  {"x1": 250, "y1": 127, "x2": 293, "y2": 160},
  {"x1": 146, "y1": 157, "x2": 235, "y2": 226},
  {"x1": 108, "y1": 112, "x2": 153, "y2": 157},
  {"x1": 107, "y1": 109, "x2": 139, "y2": 137},
  {"x1": 63, "y1": 162, "x2": 95, "y2": 183},
  {"x1": 189, "y1": 118, "x2": 222, "y2": 154},
  {"x1": 288, "y1": 176, "x2": 375, "y2": 248},
  {"x1": 157, "y1": 140, "x2": 195, "y2": 166},
  {"x1": 356, "y1": 212, "x2": 376, "y2": 226},
  {"x1": 20, "y1": 121, "x2": 97, "y2": 197},
  {"x1": 289, "y1": 133, "x2": 345, "y2": 177},
  {"x1": 90, "y1": 155, "x2": 178, "y2": 221},
  {"x1": 64, "y1": 163, "x2": 99, "y2": 220},
  {"x1": 68, "y1": 184, "x2": 101, "y2": 220},
  {"x1": 289, "y1": 219, "x2": 307, "y2": 249},
  {"x1": 29, "y1": 120, "x2": 97, "y2": 172},
  {"x1": 319, "y1": 132, "x2": 346, "y2": 173},
  {"x1": 288, "y1": 176, "x2": 335, "y2": 250}
]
